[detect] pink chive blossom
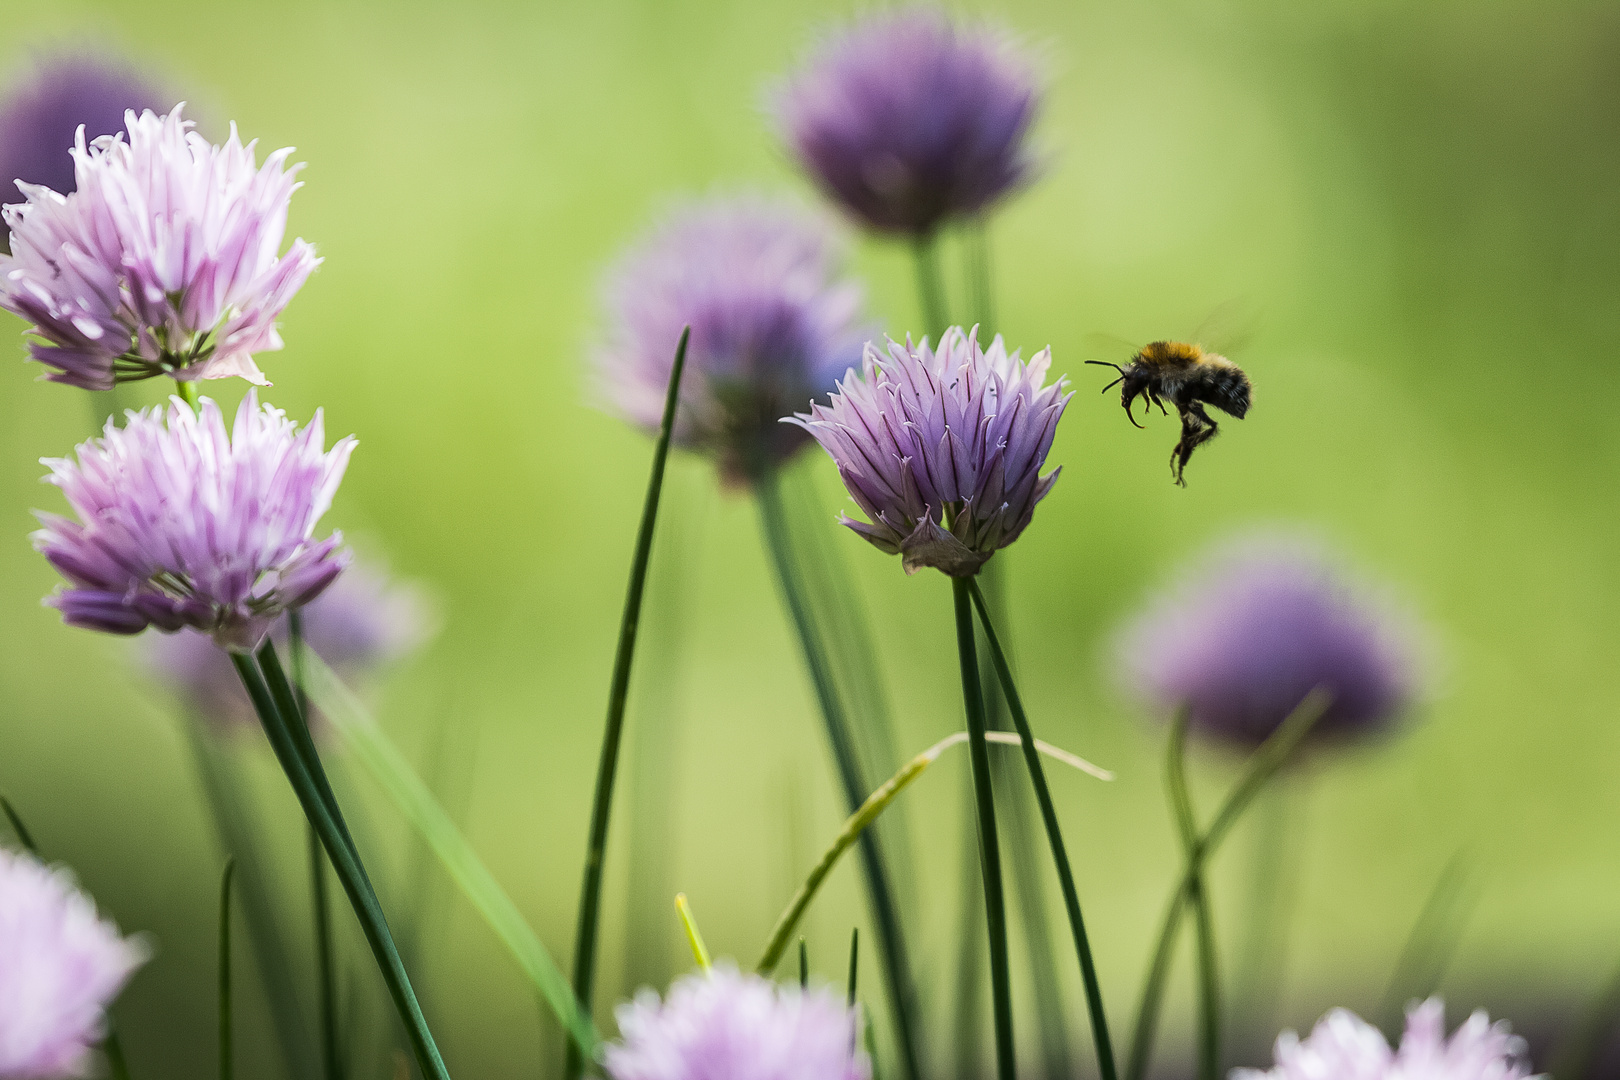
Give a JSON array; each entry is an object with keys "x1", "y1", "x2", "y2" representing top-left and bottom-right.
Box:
[
  {"x1": 1234, "y1": 999, "x2": 1538, "y2": 1080},
  {"x1": 605, "y1": 967, "x2": 868, "y2": 1080},
  {"x1": 789, "y1": 326, "x2": 1069, "y2": 577},
  {"x1": 0, "y1": 105, "x2": 318, "y2": 390},
  {"x1": 33, "y1": 392, "x2": 355, "y2": 651},
  {"x1": 595, "y1": 194, "x2": 869, "y2": 484},
  {"x1": 775, "y1": 7, "x2": 1040, "y2": 237},
  {"x1": 0, "y1": 848, "x2": 147, "y2": 1080}
]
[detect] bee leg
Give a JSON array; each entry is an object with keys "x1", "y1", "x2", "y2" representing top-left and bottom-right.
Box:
[
  {"x1": 1149, "y1": 391, "x2": 1170, "y2": 417},
  {"x1": 1170, "y1": 403, "x2": 1219, "y2": 486}
]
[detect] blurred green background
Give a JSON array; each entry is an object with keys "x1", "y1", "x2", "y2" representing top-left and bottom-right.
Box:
[{"x1": 0, "y1": 0, "x2": 1617, "y2": 1077}]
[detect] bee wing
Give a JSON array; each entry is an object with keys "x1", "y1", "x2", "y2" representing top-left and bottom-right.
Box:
[
  {"x1": 1080, "y1": 331, "x2": 1142, "y2": 362},
  {"x1": 1189, "y1": 298, "x2": 1262, "y2": 356}
]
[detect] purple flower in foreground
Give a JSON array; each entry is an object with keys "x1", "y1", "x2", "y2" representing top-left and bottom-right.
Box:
[
  {"x1": 0, "y1": 848, "x2": 147, "y2": 1079},
  {"x1": 34, "y1": 392, "x2": 355, "y2": 651},
  {"x1": 0, "y1": 51, "x2": 162, "y2": 245},
  {"x1": 775, "y1": 7, "x2": 1039, "y2": 236},
  {"x1": 790, "y1": 326, "x2": 1069, "y2": 577},
  {"x1": 143, "y1": 558, "x2": 435, "y2": 730},
  {"x1": 1118, "y1": 534, "x2": 1421, "y2": 746},
  {"x1": 605, "y1": 967, "x2": 868, "y2": 1080},
  {"x1": 596, "y1": 195, "x2": 868, "y2": 483},
  {"x1": 0, "y1": 105, "x2": 318, "y2": 390},
  {"x1": 1234, "y1": 999, "x2": 1537, "y2": 1080}
]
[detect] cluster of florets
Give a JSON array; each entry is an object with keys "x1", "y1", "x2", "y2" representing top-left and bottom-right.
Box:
[
  {"x1": 791, "y1": 325, "x2": 1069, "y2": 577},
  {"x1": 596, "y1": 195, "x2": 869, "y2": 483},
  {"x1": 605, "y1": 968, "x2": 868, "y2": 1080},
  {"x1": 775, "y1": 7, "x2": 1040, "y2": 236},
  {"x1": 1236, "y1": 999, "x2": 1537, "y2": 1080},
  {"x1": 0, "y1": 105, "x2": 317, "y2": 390},
  {"x1": 1118, "y1": 533, "x2": 1422, "y2": 746},
  {"x1": 0, "y1": 849, "x2": 147, "y2": 1080},
  {"x1": 34, "y1": 392, "x2": 355, "y2": 651}
]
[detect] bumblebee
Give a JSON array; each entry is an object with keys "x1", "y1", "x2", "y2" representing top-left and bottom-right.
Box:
[{"x1": 1086, "y1": 341, "x2": 1251, "y2": 486}]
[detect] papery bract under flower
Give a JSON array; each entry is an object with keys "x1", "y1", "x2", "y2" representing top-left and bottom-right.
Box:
[
  {"x1": 790, "y1": 325, "x2": 1069, "y2": 577},
  {"x1": 143, "y1": 558, "x2": 435, "y2": 730},
  {"x1": 605, "y1": 967, "x2": 868, "y2": 1080},
  {"x1": 0, "y1": 51, "x2": 162, "y2": 246},
  {"x1": 775, "y1": 7, "x2": 1040, "y2": 236},
  {"x1": 34, "y1": 392, "x2": 355, "y2": 651},
  {"x1": 1233, "y1": 999, "x2": 1537, "y2": 1080},
  {"x1": 0, "y1": 105, "x2": 318, "y2": 390},
  {"x1": 1118, "y1": 533, "x2": 1421, "y2": 747},
  {"x1": 0, "y1": 849, "x2": 147, "y2": 1080},
  {"x1": 596, "y1": 194, "x2": 869, "y2": 483}
]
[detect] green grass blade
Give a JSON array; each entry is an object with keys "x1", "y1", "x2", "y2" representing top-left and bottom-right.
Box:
[{"x1": 219, "y1": 858, "x2": 236, "y2": 1080}]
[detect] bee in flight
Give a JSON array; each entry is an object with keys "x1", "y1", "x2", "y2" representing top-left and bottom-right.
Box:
[{"x1": 1086, "y1": 341, "x2": 1252, "y2": 486}]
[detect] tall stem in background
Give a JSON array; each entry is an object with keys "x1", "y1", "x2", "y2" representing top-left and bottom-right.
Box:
[
  {"x1": 1165, "y1": 713, "x2": 1220, "y2": 1080},
  {"x1": 912, "y1": 233, "x2": 948, "y2": 339},
  {"x1": 565, "y1": 328, "x2": 688, "y2": 1079},
  {"x1": 951, "y1": 576, "x2": 1015, "y2": 1080},
  {"x1": 969, "y1": 580, "x2": 1118, "y2": 1080},
  {"x1": 1124, "y1": 692, "x2": 1330, "y2": 1080},
  {"x1": 756, "y1": 467, "x2": 922, "y2": 1080}
]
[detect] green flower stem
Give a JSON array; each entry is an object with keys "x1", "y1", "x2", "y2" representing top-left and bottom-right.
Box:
[
  {"x1": 307, "y1": 655, "x2": 598, "y2": 1058},
  {"x1": 755, "y1": 468, "x2": 922, "y2": 1080},
  {"x1": 1165, "y1": 713, "x2": 1219, "y2": 1080},
  {"x1": 952, "y1": 576, "x2": 1015, "y2": 1080},
  {"x1": 757, "y1": 729, "x2": 1110, "y2": 977},
  {"x1": 218, "y1": 859, "x2": 236, "y2": 1080},
  {"x1": 565, "y1": 327, "x2": 689, "y2": 1079},
  {"x1": 176, "y1": 379, "x2": 200, "y2": 410},
  {"x1": 1124, "y1": 690, "x2": 1332, "y2": 1080},
  {"x1": 290, "y1": 613, "x2": 343, "y2": 1080},
  {"x1": 912, "y1": 233, "x2": 949, "y2": 338},
  {"x1": 230, "y1": 652, "x2": 451, "y2": 1080},
  {"x1": 968, "y1": 578, "x2": 1118, "y2": 1080}
]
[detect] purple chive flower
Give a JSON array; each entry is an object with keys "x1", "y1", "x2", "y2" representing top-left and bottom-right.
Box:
[
  {"x1": 0, "y1": 848, "x2": 148, "y2": 1079},
  {"x1": 142, "y1": 558, "x2": 435, "y2": 730},
  {"x1": 790, "y1": 326, "x2": 1069, "y2": 577},
  {"x1": 0, "y1": 105, "x2": 318, "y2": 390},
  {"x1": 33, "y1": 392, "x2": 355, "y2": 651},
  {"x1": 605, "y1": 967, "x2": 869, "y2": 1080},
  {"x1": 1233, "y1": 999, "x2": 1537, "y2": 1080},
  {"x1": 1118, "y1": 534, "x2": 1421, "y2": 747},
  {"x1": 774, "y1": 7, "x2": 1040, "y2": 236},
  {"x1": 596, "y1": 194, "x2": 868, "y2": 484},
  {"x1": 0, "y1": 51, "x2": 163, "y2": 247}
]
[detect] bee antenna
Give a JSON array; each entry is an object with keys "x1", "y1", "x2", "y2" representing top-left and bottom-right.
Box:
[
  {"x1": 1099, "y1": 376, "x2": 1124, "y2": 393},
  {"x1": 1084, "y1": 360, "x2": 1126, "y2": 373}
]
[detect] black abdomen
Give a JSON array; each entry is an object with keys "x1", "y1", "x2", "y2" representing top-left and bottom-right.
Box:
[{"x1": 1195, "y1": 367, "x2": 1251, "y2": 418}]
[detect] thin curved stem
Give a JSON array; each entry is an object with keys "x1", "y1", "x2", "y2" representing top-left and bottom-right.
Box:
[
  {"x1": 1124, "y1": 692, "x2": 1331, "y2": 1080},
  {"x1": 968, "y1": 579, "x2": 1118, "y2": 1080},
  {"x1": 218, "y1": 859, "x2": 236, "y2": 1080},
  {"x1": 952, "y1": 577, "x2": 1015, "y2": 1080},
  {"x1": 1165, "y1": 712, "x2": 1219, "y2": 1080},
  {"x1": 232, "y1": 653, "x2": 451, "y2": 1080},
  {"x1": 566, "y1": 328, "x2": 689, "y2": 1078}
]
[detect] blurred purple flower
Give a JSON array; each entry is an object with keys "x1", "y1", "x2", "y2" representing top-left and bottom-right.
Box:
[
  {"x1": 0, "y1": 51, "x2": 163, "y2": 246},
  {"x1": 596, "y1": 194, "x2": 869, "y2": 483},
  {"x1": 605, "y1": 967, "x2": 868, "y2": 1080},
  {"x1": 0, "y1": 848, "x2": 147, "y2": 1080},
  {"x1": 1233, "y1": 999, "x2": 1536, "y2": 1080},
  {"x1": 774, "y1": 7, "x2": 1039, "y2": 236},
  {"x1": 1118, "y1": 534, "x2": 1422, "y2": 747},
  {"x1": 790, "y1": 326, "x2": 1069, "y2": 577},
  {"x1": 34, "y1": 392, "x2": 355, "y2": 651},
  {"x1": 143, "y1": 558, "x2": 435, "y2": 730},
  {"x1": 0, "y1": 105, "x2": 318, "y2": 390}
]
